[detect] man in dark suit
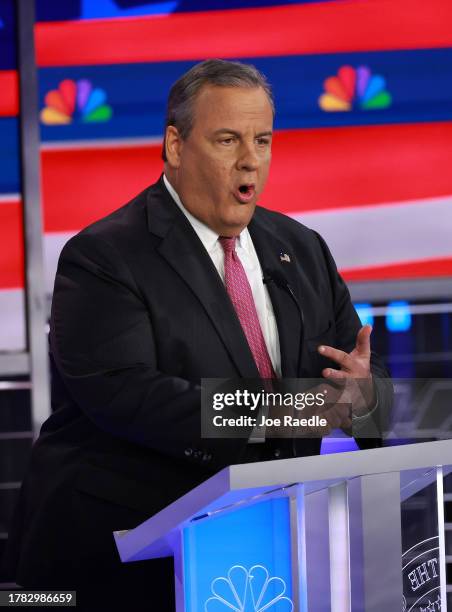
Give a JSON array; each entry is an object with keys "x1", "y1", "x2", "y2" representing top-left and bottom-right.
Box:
[{"x1": 3, "y1": 59, "x2": 390, "y2": 610}]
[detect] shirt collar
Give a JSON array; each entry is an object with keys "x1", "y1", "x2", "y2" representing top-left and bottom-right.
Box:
[{"x1": 163, "y1": 174, "x2": 251, "y2": 254}]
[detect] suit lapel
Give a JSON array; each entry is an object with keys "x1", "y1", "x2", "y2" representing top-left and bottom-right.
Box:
[
  {"x1": 145, "y1": 178, "x2": 260, "y2": 378},
  {"x1": 248, "y1": 211, "x2": 304, "y2": 378}
]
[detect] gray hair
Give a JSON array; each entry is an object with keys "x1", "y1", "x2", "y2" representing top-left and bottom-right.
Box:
[{"x1": 162, "y1": 59, "x2": 275, "y2": 161}]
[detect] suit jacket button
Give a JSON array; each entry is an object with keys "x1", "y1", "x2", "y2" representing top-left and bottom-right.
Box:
[
  {"x1": 193, "y1": 450, "x2": 202, "y2": 459},
  {"x1": 202, "y1": 453, "x2": 212, "y2": 462},
  {"x1": 273, "y1": 449, "x2": 281, "y2": 458},
  {"x1": 184, "y1": 448, "x2": 193, "y2": 457}
]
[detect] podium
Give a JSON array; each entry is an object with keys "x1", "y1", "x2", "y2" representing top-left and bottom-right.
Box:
[{"x1": 114, "y1": 439, "x2": 452, "y2": 611}]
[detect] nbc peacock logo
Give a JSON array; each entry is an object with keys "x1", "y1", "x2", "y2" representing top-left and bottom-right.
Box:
[
  {"x1": 40, "y1": 79, "x2": 113, "y2": 125},
  {"x1": 319, "y1": 65, "x2": 392, "y2": 112},
  {"x1": 205, "y1": 565, "x2": 293, "y2": 611}
]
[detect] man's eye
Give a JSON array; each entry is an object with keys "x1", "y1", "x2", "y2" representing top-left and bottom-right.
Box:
[
  {"x1": 220, "y1": 138, "x2": 234, "y2": 145},
  {"x1": 256, "y1": 138, "x2": 270, "y2": 146}
]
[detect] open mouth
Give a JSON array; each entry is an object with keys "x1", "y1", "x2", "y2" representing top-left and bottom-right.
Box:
[{"x1": 234, "y1": 183, "x2": 256, "y2": 203}]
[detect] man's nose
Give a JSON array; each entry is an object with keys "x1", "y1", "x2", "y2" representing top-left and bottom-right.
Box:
[{"x1": 236, "y1": 142, "x2": 259, "y2": 171}]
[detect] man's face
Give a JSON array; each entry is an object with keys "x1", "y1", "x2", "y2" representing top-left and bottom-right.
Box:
[{"x1": 166, "y1": 85, "x2": 273, "y2": 236}]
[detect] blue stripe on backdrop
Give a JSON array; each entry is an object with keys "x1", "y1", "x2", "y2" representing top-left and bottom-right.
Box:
[
  {"x1": 38, "y1": 48, "x2": 452, "y2": 142},
  {"x1": 0, "y1": 119, "x2": 21, "y2": 194},
  {"x1": 0, "y1": 0, "x2": 16, "y2": 70},
  {"x1": 36, "y1": 0, "x2": 339, "y2": 22}
]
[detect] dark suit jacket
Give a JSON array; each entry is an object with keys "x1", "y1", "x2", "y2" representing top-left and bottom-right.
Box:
[{"x1": 3, "y1": 176, "x2": 391, "y2": 588}]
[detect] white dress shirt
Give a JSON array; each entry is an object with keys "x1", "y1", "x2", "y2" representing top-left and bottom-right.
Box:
[{"x1": 163, "y1": 174, "x2": 281, "y2": 378}]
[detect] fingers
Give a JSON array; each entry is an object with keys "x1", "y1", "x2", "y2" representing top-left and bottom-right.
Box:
[
  {"x1": 322, "y1": 404, "x2": 352, "y2": 430},
  {"x1": 355, "y1": 324, "x2": 372, "y2": 356},
  {"x1": 322, "y1": 367, "x2": 347, "y2": 381},
  {"x1": 318, "y1": 345, "x2": 352, "y2": 370},
  {"x1": 318, "y1": 324, "x2": 372, "y2": 372}
]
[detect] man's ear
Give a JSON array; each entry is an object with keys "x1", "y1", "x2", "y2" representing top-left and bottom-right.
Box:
[{"x1": 165, "y1": 125, "x2": 183, "y2": 168}]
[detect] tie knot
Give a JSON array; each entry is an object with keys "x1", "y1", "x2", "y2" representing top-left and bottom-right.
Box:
[{"x1": 219, "y1": 236, "x2": 237, "y2": 254}]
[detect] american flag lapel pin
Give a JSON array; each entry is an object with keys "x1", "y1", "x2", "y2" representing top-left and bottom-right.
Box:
[{"x1": 280, "y1": 253, "x2": 291, "y2": 263}]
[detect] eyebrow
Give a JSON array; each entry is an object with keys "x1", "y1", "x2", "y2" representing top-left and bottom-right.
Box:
[{"x1": 213, "y1": 129, "x2": 273, "y2": 138}]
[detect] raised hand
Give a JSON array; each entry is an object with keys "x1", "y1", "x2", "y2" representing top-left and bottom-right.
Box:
[{"x1": 318, "y1": 324, "x2": 375, "y2": 418}]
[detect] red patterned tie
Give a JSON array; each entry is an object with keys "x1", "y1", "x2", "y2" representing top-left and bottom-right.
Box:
[{"x1": 219, "y1": 236, "x2": 275, "y2": 380}]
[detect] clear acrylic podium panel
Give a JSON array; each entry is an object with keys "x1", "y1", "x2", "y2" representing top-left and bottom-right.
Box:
[{"x1": 401, "y1": 467, "x2": 447, "y2": 612}]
